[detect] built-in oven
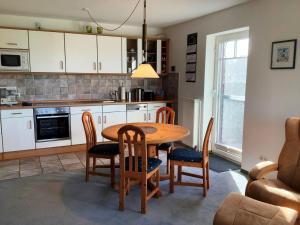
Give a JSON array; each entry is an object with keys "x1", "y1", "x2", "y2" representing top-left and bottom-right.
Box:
[
  {"x1": 0, "y1": 49, "x2": 30, "y2": 72},
  {"x1": 34, "y1": 107, "x2": 71, "y2": 143}
]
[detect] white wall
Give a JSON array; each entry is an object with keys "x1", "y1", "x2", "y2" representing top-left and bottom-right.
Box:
[
  {"x1": 164, "y1": 0, "x2": 300, "y2": 171},
  {"x1": 0, "y1": 14, "x2": 163, "y2": 36}
]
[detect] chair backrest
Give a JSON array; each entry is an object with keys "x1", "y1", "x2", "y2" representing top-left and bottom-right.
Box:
[
  {"x1": 278, "y1": 117, "x2": 300, "y2": 191},
  {"x1": 202, "y1": 118, "x2": 214, "y2": 162},
  {"x1": 118, "y1": 125, "x2": 147, "y2": 175},
  {"x1": 156, "y1": 107, "x2": 175, "y2": 124},
  {"x1": 82, "y1": 112, "x2": 97, "y2": 150}
]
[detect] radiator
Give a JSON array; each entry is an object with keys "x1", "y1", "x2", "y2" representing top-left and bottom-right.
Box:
[{"x1": 180, "y1": 98, "x2": 202, "y2": 148}]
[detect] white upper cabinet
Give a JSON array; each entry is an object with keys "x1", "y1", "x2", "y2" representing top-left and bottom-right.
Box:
[
  {"x1": 29, "y1": 31, "x2": 65, "y2": 72},
  {"x1": 65, "y1": 33, "x2": 98, "y2": 73},
  {"x1": 0, "y1": 28, "x2": 28, "y2": 49},
  {"x1": 97, "y1": 36, "x2": 122, "y2": 73}
]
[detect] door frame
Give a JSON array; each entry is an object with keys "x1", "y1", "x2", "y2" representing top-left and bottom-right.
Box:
[{"x1": 211, "y1": 29, "x2": 249, "y2": 164}]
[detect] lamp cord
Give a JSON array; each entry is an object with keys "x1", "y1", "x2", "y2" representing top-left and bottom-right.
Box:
[{"x1": 83, "y1": 0, "x2": 142, "y2": 32}]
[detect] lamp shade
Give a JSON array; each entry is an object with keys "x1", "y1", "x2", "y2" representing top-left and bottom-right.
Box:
[{"x1": 131, "y1": 63, "x2": 159, "y2": 79}]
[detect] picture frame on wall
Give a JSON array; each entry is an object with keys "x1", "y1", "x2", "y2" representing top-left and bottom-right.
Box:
[{"x1": 271, "y1": 39, "x2": 297, "y2": 69}]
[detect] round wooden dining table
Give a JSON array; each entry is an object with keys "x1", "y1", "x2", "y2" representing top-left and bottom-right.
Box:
[
  {"x1": 101, "y1": 122, "x2": 190, "y2": 150},
  {"x1": 101, "y1": 122, "x2": 190, "y2": 196}
]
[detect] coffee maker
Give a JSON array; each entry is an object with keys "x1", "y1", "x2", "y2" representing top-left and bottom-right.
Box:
[{"x1": 131, "y1": 88, "x2": 144, "y2": 102}]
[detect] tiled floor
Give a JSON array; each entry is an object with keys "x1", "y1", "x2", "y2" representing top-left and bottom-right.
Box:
[{"x1": 0, "y1": 151, "x2": 168, "y2": 181}]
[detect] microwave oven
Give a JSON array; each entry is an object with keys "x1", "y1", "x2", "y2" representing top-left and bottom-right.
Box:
[{"x1": 0, "y1": 49, "x2": 30, "y2": 72}]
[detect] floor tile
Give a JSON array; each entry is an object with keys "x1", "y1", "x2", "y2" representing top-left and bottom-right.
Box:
[
  {"x1": 40, "y1": 155, "x2": 59, "y2": 162},
  {"x1": 0, "y1": 170, "x2": 19, "y2": 180},
  {"x1": 40, "y1": 160, "x2": 62, "y2": 168},
  {"x1": 58, "y1": 153, "x2": 78, "y2": 160},
  {"x1": 63, "y1": 163, "x2": 84, "y2": 171},
  {"x1": 0, "y1": 160, "x2": 19, "y2": 172},
  {"x1": 20, "y1": 163, "x2": 41, "y2": 171},
  {"x1": 60, "y1": 158, "x2": 81, "y2": 165},
  {"x1": 20, "y1": 157, "x2": 40, "y2": 164},
  {"x1": 42, "y1": 166, "x2": 64, "y2": 174},
  {"x1": 20, "y1": 168, "x2": 42, "y2": 177}
]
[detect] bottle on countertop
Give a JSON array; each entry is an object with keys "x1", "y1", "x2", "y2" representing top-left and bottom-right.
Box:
[{"x1": 119, "y1": 83, "x2": 126, "y2": 101}]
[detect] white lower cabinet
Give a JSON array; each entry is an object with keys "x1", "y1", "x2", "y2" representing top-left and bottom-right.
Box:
[
  {"x1": 102, "y1": 105, "x2": 126, "y2": 141},
  {"x1": 71, "y1": 106, "x2": 103, "y2": 145},
  {"x1": 147, "y1": 103, "x2": 166, "y2": 122},
  {"x1": 127, "y1": 110, "x2": 148, "y2": 123},
  {"x1": 1, "y1": 109, "x2": 35, "y2": 152}
]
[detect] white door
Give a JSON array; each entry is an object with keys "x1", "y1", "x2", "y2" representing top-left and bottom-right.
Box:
[
  {"x1": 0, "y1": 120, "x2": 3, "y2": 153},
  {"x1": 97, "y1": 36, "x2": 122, "y2": 73},
  {"x1": 127, "y1": 111, "x2": 148, "y2": 123},
  {"x1": 212, "y1": 30, "x2": 249, "y2": 162},
  {"x1": 2, "y1": 117, "x2": 35, "y2": 152},
  {"x1": 102, "y1": 111, "x2": 126, "y2": 141},
  {"x1": 0, "y1": 28, "x2": 28, "y2": 49},
  {"x1": 65, "y1": 33, "x2": 98, "y2": 73},
  {"x1": 29, "y1": 31, "x2": 65, "y2": 72}
]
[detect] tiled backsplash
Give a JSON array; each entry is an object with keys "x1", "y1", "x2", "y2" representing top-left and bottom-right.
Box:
[{"x1": 0, "y1": 74, "x2": 163, "y2": 101}]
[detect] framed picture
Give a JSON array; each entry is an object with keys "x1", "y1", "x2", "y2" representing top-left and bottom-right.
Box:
[{"x1": 271, "y1": 39, "x2": 297, "y2": 69}]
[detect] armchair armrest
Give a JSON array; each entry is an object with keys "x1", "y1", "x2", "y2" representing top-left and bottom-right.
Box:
[{"x1": 249, "y1": 161, "x2": 278, "y2": 180}]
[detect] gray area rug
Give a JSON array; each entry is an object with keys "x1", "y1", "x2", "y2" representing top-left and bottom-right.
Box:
[{"x1": 0, "y1": 168, "x2": 247, "y2": 225}]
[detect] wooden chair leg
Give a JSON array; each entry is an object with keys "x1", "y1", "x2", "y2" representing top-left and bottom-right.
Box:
[
  {"x1": 166, "y1": 148, "x2": 171, "y2": 175},
  {"x1": 170, "y1": 161, "x2": 174, "y2": 193},
  {"x1": 119, "y1": 175, "x2": 125, "y2": 211},
  {"x1": 206, "y1": 162, "x2": 210, "y2": 189},
  {"x1": 110, "y1": 157, "x2": 115, "y2": 188},
  {"x1": 86, "y1": 154, "x2": 90, "y2": 182},
  {"x1": 92, "y1": 157, "x2": 96, "y2": 173},
  {"x1": 156, "y1": 169, "x2": 160, "y2": 193},
  {"x1": 178, "y1": 165, "x2": 182, "y2": 183},
  {"x1": 141, "y1": 178, "x2": 147, "y2": 214},
  {"x1": 126, "y1": 178, "x2": 130, "y2": 195},
  {"x1": 203, "y1": 166, "x2": 207, "y2": 197}
]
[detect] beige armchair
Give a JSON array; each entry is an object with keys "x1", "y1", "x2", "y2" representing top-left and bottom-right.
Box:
[{"x1": 246, "y1": 117, "x2": 300, "y2": 224}]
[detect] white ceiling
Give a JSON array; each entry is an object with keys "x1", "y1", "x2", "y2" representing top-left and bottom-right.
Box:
[{"x1": 0, "y1": 0, "x2": 249, "y2": 28}]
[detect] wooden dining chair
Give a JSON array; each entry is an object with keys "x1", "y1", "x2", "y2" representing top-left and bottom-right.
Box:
[
  {"x1": 156, "y1": 106, "x2": 175, "y2": 177},
  {"x1": 118, "y1": 125, "x2": 162, "y2": 214},
  {"x1": 82, "y1": 112, "x2": 119, "y2": 187},
  {"x1": 169, "y1": 117, "x2": 214, "y2": 197}
]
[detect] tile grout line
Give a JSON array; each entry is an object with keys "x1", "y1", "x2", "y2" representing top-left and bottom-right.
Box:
[{"x1": 57, "y1": 154, "x2": 67, "y2": 172}]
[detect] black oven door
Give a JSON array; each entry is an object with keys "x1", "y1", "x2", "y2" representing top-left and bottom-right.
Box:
[{"x1": 35, "y1": 114, "x2": 70, "y2": 142}]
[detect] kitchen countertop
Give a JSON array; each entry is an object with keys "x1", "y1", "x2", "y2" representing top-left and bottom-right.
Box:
[{"x1": 0, "y1": 99, "x2": 174, "y2": 110}]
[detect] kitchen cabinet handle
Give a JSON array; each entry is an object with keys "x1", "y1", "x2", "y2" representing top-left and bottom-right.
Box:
[
  {"x1": 93, "y1": 62, "x2": 97, "y2": 70},
  {"x1": 11, "y1": 112, "x2": 23, "y2": 115},
  {"x1": 60, "y1": 60, "x2": 64, "y2": 70},
  {"x1": 28, "y1": 120, "x2": 32, "y2": 129},
  {"x1": 144, "y1": 113, "x2": 147, "y2": 121},
  {"x1": 148, "y1": 113, "x2": 151, "y2": 121},
  {"x1": 99, "y1": 62, "x2": 102, "y2": 71},
  {"x1": 6, "y1": 42, "x2": 18, "y2": 46},
  {"x1": 98, "y1": 116, "x2": 101, "y2": 124},
  {"x1": 104, "y1": 116, "x2": 107, "y2": 124}
]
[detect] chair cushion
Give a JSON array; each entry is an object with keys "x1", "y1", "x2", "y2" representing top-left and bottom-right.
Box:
[
  {"x1": 247, "y1": 179, "x2": 300, "y2": 214},
  {"x1": 168, "y1": 148, "x2": 203, "y2": 163},
  {"x1": 89, "y1": 143, "x2": 119, "y2": 155},
  {"x1": 125, "y1": 157, "x2": 162, "y2": 173},
  {"x1": 157, "y1": 142, "x2": 173, "y2": 151}
]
